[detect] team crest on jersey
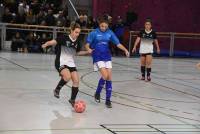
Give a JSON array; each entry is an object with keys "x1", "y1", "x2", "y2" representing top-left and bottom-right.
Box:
[
  {"x1": 66, "y1": 41, "x2": 71, "y2": 47},
  {"x1": 66, "y1": 41, "x2": 77, "y2": 48}
]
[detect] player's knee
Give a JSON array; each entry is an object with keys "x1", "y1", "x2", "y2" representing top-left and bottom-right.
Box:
[
  {"x1": 102, "y1": 75, "x2": 108, "y2": 80},
  {"x1": 146, "y1": 64, "x2": 151, "y2": 68},
  {"x1": 141, "y1": 61, "x2": 146, "y2": 65},
  {"x1": 72, "y1": 79, "x2": 79, "y2": 86},
  {"x1": 62, "y1": 75, "x2": 71, "y2": 82},
  {"x1": 107, "y1": 76, "x2": 112, "y2": 81},
  {"x1": 146, "y1": 61, "x2": 152, "y2": 66},
  {"x1": 141, "y1": 62, "x2": 146, "y2": 66}
]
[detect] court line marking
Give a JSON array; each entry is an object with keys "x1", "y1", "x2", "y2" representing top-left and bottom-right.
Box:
[
  {"x1": 1, "y1": 54, "x2": 200, "y2": 129},
  {"x1": 80, "y1": 71, "x2": 200, "y2": 118},
  {"x1": 101, "y1": 124, "x2": 200, "y2": 133},
  {"x1": 100, "y1": 125, "x2": 117, "y2": 134},
  {"x1": 147, "y1": 124, "x2": 167, "y2": 134},
  {"x1": 80, "y1": 74, "x2": 200, "y2": 104},
  {"x1": 1, "y1": 56, "x2": 199, "y2": 121},
  {"x1": 0, "y1": 56, "x2": 29, "y2": 71},
  {"x1": 80, "y1": 71, "x2": 200, "y2": 128},
  {"x1": 112, "y1": 61, "x2": 200, "y2": 99}
]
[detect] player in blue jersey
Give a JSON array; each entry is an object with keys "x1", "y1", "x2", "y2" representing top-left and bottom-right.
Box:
[{"x1": 85, "y1": 17, "x2": 129, "y2": 108}]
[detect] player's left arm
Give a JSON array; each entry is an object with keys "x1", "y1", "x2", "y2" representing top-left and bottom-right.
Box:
[
  {"x1": 110, "y1": 31, "x2": 129, "y2": 57},
  {"x1": 117, "y1": 44, "x2": 129, "y2": 57},
  {"x1": 153, "y1": 32, "x2": 160, "y2": 54},
  {"x1": 154, "y1": 39, "x2": 160, "y2": 54},
  {"x1": 76, "y1": 51, "x2": 90, "y2": 56},
  {"x1": 76, "y1": 40, "x2": 90, "y2": 56}
]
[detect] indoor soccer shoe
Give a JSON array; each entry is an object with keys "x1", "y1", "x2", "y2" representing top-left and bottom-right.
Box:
[
  {"x1": 54, "y1": 89, "x2": 60, "y2": 99},
  {"x1": 147, "y1": 76, "x2": 151, "y2": 81},
  {"x1": 94, "y1": 93, "x2": 101, "y2": 103},
  {"x1": 68, "y1": 99, "x2": 75, "y2": 107},
  {"x1": 105, "y1": 100, "x2": 112, "y2": 108},
  {"x1": 141, "y1": 76, "x2": 145, "y2": 80}
]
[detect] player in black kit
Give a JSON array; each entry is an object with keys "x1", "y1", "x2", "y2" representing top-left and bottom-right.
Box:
[
  {"x1": 132, "y1": 19, "x2": 160, "y2": 81},
  {"x1": 42, "y1": 22, "x2": 88, "y2": 107}
]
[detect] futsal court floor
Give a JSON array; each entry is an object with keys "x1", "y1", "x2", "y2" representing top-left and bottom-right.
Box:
[{"x1": 0, "y1": 52, "x2": 200, "y2": 134}]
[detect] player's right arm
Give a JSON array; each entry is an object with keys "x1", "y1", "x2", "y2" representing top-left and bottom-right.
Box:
[
  {"x1": 85, "y1": 43, "x2": 93, "y2": 54},
  {"x1": 132, "y1": 30, "x2": 143, "y2": 53},
  {"x1": 132, "y1": 37, "x2": 141, "y2": 53},
  {"x1": 42, "y1": 40, "x2": 57, "y2": 48},
  {"x1": 85, "y1": 31, "x2": 95, "y2": 54}
]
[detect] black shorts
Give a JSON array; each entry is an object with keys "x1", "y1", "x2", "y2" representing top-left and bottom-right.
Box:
[
  {"x1": 140, "y1": 53, "x2": 152, "y2": 57},
  {"x1": 56, "y1": 65, "x2": 77, "y2": 73}
]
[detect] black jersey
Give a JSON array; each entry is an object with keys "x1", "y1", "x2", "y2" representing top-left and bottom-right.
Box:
[
  {"x1": 138, "y1": 29, "x2": 157, "y2": 40},
  {"x1": 138, "y1": 30, "x2": 157, "y2": 54},
  {"x1": 55, "y1": 34, "x2": 81, "y2": 68}
]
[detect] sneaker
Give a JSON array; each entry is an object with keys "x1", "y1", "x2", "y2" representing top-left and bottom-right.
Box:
[
  {"x1": 54, "y1": 89, "x2": 60, "y2": 99},
  {"x1": 147, "y1": 76, "x2": 151, "y2": 81},
  {"x1": 68, "y1": 99, "x2": 75, "y2": 107},
  {"x1": 141, "y1": 76, "x2": 145, "y2": 80},
  {"x1": 94, "y1": 93, "x2": 100, "y2": 103},
  {"x1": 105, "y1": 100, "x2": 112, "y2": 108}
]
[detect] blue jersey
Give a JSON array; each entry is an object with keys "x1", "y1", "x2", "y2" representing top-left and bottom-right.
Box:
[{"x1": 87, "y1": 28, "x2": 120, "y2": 62}]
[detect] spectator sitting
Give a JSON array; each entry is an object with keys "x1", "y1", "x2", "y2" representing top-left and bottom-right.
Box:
[
  {"x1": 56, "y1": 11, "x2": 66, "y2": 27},
  {"x1": 65, "y1": 16, "x2": 71, "y2": 27},
  {"x1": 30, "y1": 0, "x2": 40, "y2": 15},
  {"x1": 40, "y1": 20, "x2": 47, "y2": 26},
  {"x1": 76, "y1": 15, "x2": 86, "y2": 28},
  {"x1": 37, "y1": 33, "x2": 49, "y2": 53},
  {"x1": 11, "y1": 32, "x2": 25, "y2": 52},
  {"x1": 18, "y1": 2, "x2": 25, "y2": 16},
  {"x1": 113, "y1": 16, "x2": 125, "y2": 56},
  {"x1": 92, "y1": 18, "x2": 99, "y2": 29},
  {"x1": 25, "y1": 9, "x2": 36, "y2": 25},
  {"x1": 45, "y1": 9, "x2": 55, "y2": 26},
  {"x1": 36, "y1": 10, "x2": 46, "y2": 25},
  {"x1": 87, "y1": 16, "x2": 95, "y2": 29},
  {"x1": 2, "y1": 7, "x2": 13, "y2": 23},
  {"x1": 0, "y1": 3, "x2": 5, "y2": 22},
  {"x1": 26, "y1": 32, "x2": 38, "y2": 52},
  {"x1": 16, "y1": 11, "x2": 26, "y2": 24}
]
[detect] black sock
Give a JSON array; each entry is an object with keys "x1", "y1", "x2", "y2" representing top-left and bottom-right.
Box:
[
  {"x1": 55, "y1": 78, "x2": 67, "y2": 91},
  {"x1": 141, "y1": 66, "x2": 146, "y2": 77},
  {"x1": 147, "y1": 68, "x2": 151, "y2": 76},
  {"x1": 70, "y1": 87, "x2": 79, "y2": 100}
]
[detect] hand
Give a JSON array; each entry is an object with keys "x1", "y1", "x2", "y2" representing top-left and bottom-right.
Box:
[
  {"x1": 42, "y1": 43, "x2": 47, "y2": 49},
  {"x1": 77, "y1": 51, "x2": 90, "y2": 56},
  {"x1": 196, "y1": 63, "x2": 200, "y2": 70},
  {"x1": 157, "y1": 48, "x2": 160, "y2": 54},
  {"x1": 87, "y1": 48, "x2": 94, "y2": 54},
  {"x1": 132, "y1": 47, "x2": 136, "y2": 53},
  {"x1": 124, "y1": 50, "x2": 130, "y2": 57}
]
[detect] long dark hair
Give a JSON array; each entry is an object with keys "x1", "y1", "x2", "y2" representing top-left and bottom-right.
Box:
[
  {"x1": 97, "y1": 15, "x2": 109, "y2": 25},
  {"x1": 145, "y1": 18, "x2": 152, "y2": 24}
]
